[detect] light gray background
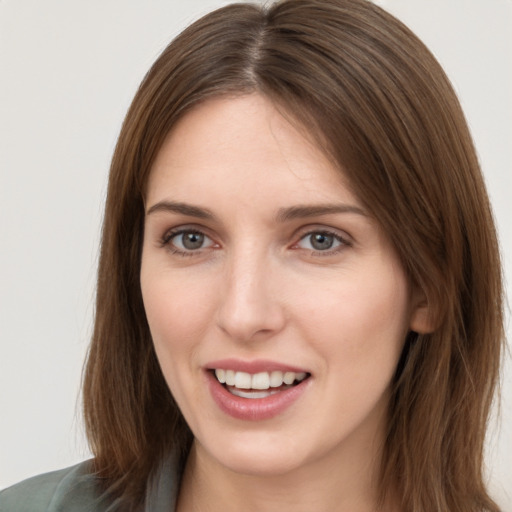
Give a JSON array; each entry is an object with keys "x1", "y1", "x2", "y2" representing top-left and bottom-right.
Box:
[{"x1": 1, "y1": 0, "x2": 511, "y2": 507}]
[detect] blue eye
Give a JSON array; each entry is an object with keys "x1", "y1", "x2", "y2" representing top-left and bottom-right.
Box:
[
  {"x1": 166, "y1": 230, "x2": 214, "y2": 252},
  {"x1": 297, "y1": 231, "x2": 345, "y2": 252}
]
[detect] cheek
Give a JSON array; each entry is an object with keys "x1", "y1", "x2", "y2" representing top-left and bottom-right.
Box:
[
  {"x1": 140, "y1": 269, "x2": 218, "y2": 390},
  {"x1": 140, "y1": 270, "x2": 216, "y2": 415},
  {"x1": 142, "y1": 269, "x2": 211, "y2": 340},
  {"x1": 297, "y1": 267, "x2": 410, "y2": 381}
]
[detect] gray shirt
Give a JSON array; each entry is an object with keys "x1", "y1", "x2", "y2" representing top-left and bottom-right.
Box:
[{"x1": 0, "y1": 456, "x2": 178, "y2": 512}]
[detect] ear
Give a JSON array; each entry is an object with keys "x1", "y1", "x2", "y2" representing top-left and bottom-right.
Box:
[{"x1": 409, "y1": 287, "x2": 437, "y2": 334}]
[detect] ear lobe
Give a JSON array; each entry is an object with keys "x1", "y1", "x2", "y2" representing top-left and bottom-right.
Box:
[{"x1": 409, "y1": 289, "x2": 437, "y2": 334}]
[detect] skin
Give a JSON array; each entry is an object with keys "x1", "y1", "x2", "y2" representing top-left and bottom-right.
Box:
[{"x1": 140, "y1": 94, "x2": 430, "y2": 512}]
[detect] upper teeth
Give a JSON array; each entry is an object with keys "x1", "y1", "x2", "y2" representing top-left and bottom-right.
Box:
[{"x1": 214, "y1": 369, "x2": 307, "y2": 390}]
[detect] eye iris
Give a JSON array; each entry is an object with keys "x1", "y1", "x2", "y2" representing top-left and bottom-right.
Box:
[
  {"x1": 311, "y1": 233, "x2": 334, "y2": 250},
  {"x1": 182, "y1": 232, "x2": 204, "y2": 250}
]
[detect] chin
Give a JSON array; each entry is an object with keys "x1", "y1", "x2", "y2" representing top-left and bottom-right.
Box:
[
  {"x1": 218, "y1": 449, "x2": 307, "y2": 478},
  {"x1": 195, "y1": 428, "x2": 311, "y2": 477}
]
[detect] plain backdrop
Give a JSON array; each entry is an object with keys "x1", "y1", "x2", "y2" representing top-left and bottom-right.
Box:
[{"x1": 1, "y1": 0, "x2": 511, "y2": 507}]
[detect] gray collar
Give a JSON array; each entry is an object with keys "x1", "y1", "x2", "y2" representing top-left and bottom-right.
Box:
[{"x1": 144, "y1": 454, "x2": 179, "y2": 512}]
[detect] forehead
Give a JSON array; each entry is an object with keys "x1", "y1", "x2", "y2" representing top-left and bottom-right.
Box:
[{"x1": 146, "y1": 94, "x2": 359, "y2": 210}]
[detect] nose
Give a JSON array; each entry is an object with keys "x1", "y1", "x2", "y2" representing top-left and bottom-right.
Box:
[{"x1": 216, "y1": 250, "x2": 286, "y2": 343}]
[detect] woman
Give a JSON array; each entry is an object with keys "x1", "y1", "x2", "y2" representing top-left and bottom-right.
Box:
[{"x1": 1, "y1": 0, "x2": 504, "y2": 511}]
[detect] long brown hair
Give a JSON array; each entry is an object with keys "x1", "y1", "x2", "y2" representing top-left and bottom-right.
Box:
[{"x1": 82, "y1": 1, "x2": 504, "y2": 510}]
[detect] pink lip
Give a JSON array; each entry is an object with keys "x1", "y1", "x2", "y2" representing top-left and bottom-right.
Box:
[
  {"x1": 205, "y1": 363, "x2": 311, "y2": 421},
  {"x1": 205, "y1": 358, "x2": 308, "y2": 374}
]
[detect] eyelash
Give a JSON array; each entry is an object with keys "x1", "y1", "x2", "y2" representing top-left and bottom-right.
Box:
[{"x1": 159, "y1": 227, "x2": 351, "y2": 257}]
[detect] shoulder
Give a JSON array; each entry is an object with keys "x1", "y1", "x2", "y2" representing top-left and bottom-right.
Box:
[{"x1": 0, "y1": 460, "x2": 111, "y2": 512}]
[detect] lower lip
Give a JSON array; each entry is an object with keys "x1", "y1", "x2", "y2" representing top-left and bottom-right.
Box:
[{"x1": 206, "y1": 371, "x2": 310, "y2": 421}]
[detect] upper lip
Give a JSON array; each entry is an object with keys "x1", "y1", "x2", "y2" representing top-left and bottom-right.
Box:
[{"x1": 205, "y1": 358, "x2": 310, "y2": 374}]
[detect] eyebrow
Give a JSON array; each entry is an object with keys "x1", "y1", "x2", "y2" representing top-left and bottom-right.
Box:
[
  {"x1": 275, "y1": 204, "x2": 367, "y2": 222},
  {"x1": 146, "y1": 200, "x2": 215, "y2": 219}
]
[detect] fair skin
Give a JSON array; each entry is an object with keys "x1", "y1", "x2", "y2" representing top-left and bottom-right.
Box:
[{"x1": 140, "y1": 94, "x2": 430, "y2": 512}]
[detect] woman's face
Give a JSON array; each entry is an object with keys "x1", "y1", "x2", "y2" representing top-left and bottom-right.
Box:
[{"x1": 141, "y1": 94, "x2": 426, "y2": 477}]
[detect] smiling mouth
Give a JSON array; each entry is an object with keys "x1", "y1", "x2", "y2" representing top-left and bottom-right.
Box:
[{"x1": 213, "y1": 369, "x2": 310, "y2": 399}]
